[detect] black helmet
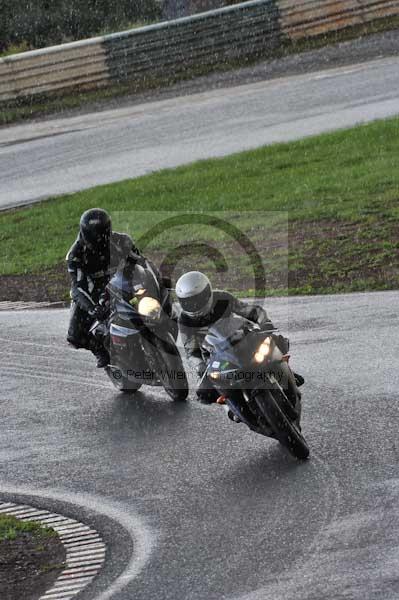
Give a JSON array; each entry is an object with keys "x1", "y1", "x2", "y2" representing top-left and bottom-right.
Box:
[
  {"x1": 80, "y1": 208, "x2": 111, "y2": 250},
  {"x1": 176, "y1": 271, "x2": 213, "y2": 318}
]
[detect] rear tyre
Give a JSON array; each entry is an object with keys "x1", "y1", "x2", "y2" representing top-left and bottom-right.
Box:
[
  {"x1": 255, "y1": 388, "x2": 309, "y2": 460},
  {"x1": 106, "y1": 367, "x2": 142, "y2": 394}
]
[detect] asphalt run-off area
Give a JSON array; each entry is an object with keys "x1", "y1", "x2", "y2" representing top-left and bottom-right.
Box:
[
  {"x1": 2, "y1": 26, "x2": 399, "y2": 600},
  {"x1": 1, "y1": 291, "x2": 398, "y2": 600}
]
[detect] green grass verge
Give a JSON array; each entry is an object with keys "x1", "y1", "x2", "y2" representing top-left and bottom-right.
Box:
[
  {"x1": 0, "y1": 41, "x2": 31, "y2": 58},
  {"x1": 1, "y1": 116, "x2": 398, "y2": 297},
  {"x1": 0, "y1": 514, "x2": 57, "y2": 542}
]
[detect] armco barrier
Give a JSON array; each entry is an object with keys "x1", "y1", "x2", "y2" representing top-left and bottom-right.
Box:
[
  {"x1": 280, "y1": 0, "x2": 399, "y2": 39},
  {"x1": 1, "y1": 0, "x2": 399, "y2": 105},
  {"x1": 0, "y1": 38, "x2": 110, "y2": 103},
  {"x1": 103, "y1": 1, "x2": 281, "y2": 83}
]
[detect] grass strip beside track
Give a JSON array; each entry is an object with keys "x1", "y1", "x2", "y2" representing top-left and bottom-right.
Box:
[
  {"x1": 0, "y1": 116, "x2": 398, "y2": 300},
  {"x1": 0, "y1": 514, "x2": 57, "y2": 541},
  {"x1": 0, "y1": 514, "x2": 66, "y2": 599}
]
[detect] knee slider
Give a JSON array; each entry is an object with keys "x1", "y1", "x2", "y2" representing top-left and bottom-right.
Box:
[{"x1": 67, "y1": 336, "x2": 84, "y2": 349}]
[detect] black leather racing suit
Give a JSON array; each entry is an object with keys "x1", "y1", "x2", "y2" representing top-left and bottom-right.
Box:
[{"x1": 66, "y1": 231, "x2": 141, "y2": 350}]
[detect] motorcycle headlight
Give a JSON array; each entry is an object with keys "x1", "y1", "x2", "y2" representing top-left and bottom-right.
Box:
[
  {"x1": 209, "y1": 371, "x2": 221, "y2": 380},
  {"x1": 254, "y1": 336, "x2": 272, "y2": 363},
  {"x1": 138, "y1": 297, "x2": 161, "y2": 319}
]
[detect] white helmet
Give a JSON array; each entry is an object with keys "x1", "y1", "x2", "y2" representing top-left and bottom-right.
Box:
[{"x1": 176, "y1": 271, "x2": 213, "y2": 318}]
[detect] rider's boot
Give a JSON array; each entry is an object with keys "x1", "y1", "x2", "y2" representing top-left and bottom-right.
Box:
[
  {"x1": 226, "y1": 408, "x2": 242, "y2": 423},
  {"x1": 92, "y1": 348, "x2": 110, "y2": 368},
  {"x1": 87, "y1": 334, "x2": 110, "y2": 368}
]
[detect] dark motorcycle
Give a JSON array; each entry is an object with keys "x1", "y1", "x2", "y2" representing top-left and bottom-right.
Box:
[
  {"x1": 91, "y1": 258, "x2": 188, "y2": 401},
  {"x1": 201, "y1": 315, "x2": 309, "y2": 459}
]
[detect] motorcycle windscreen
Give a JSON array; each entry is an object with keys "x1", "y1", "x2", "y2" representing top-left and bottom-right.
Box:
[
  {"x1": 108, "y1": 262, "x2": 160, "y2": 303},
  {"x1": 204, "y1": 315, "x2": 257, "y2": 352},
  {"x1": 132, "y1": 264, "x2": 159, "y2": 299},
  {"x1": 204, "y1": 316, "x2": 262, "y2": 371}
]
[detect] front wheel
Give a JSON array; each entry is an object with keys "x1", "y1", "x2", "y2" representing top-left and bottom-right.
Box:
[
  {"x1": 145, "y1": 335, "x2": 188, "y2": 402},
  {"x1": 255, "y1": 388, "x2": 309, "y2": 460},
  {"x1": 105, "y1": 367, "x2": 142, "y2": 394}
]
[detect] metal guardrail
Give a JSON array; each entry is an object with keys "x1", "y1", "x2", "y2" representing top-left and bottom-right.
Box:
[
  {"x1": 280, "y1": 0, "x2": 399, "y2": 38},
  {"x1": 1, "y1": 0, "x2": 398, "y2": 105},
  {"x1": 103, "y1": 0, "x2": 281, "y2": 83},
  {"x1": 0, "y1": 38, "x2": 110, "y2": 102}
]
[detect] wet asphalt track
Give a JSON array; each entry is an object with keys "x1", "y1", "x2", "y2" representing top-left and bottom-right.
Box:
[
  {"x1": 1, "y1": 290, "x2": 399, "y2": 600},
  {"x1": 2, "y1": 52, "x2": 399, "y2": 210}
]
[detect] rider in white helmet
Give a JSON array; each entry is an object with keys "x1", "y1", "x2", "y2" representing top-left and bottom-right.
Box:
[{"x1": 176, "y1": 271, "x2": 284, "y2": 404}]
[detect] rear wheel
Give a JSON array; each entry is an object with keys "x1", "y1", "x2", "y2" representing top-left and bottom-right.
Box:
[{"x1": 255, "y1": 387, "x2": 309, "y2": 460}]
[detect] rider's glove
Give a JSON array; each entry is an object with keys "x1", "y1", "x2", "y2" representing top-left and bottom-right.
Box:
[
  {"x1": 275, "y1": 334, "x2": 289, "y2": 355},
  {"x1": 90, "y1": 304, "x2": 108, "y2": 321}
]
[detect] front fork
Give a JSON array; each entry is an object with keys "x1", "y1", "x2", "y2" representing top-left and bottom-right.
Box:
[{"x1": 224, "y1": 391, "x2": 267, "y2": 434}]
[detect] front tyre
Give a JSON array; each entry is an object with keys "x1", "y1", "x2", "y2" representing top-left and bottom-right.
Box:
[
  {"x1": 146, "y1": 335, "x2": 188, "y2": 402},
  {"x1": 255, "y1": 389, "x2": 309, "y2": 460},
  {"x1": 105, "y1": 367, "x2": 142, "y2": 394}
]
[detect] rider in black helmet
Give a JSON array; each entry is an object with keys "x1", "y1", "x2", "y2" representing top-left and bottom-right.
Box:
[
  {"x1": 66, "y1": 208, "x2": 142, "y2": 368},
  {"x1": 79, "y1": 208, "x2": 111, "y2": 254}
]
